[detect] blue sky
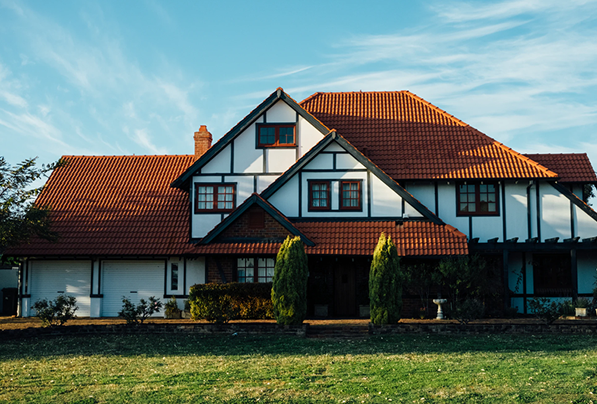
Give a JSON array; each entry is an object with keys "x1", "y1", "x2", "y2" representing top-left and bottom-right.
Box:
[{"x1": 1, "y1": 0, "x2": 597, "y2": 172}]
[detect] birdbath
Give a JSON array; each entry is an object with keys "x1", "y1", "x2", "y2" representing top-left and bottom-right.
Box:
[{"x1": 433, "y1": 299, "x2": 447, "y2": 320}]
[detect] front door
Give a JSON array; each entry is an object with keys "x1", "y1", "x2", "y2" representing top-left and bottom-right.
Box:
[{"x1": 334, "y1": 262, "x2": 356, "y2": 317}]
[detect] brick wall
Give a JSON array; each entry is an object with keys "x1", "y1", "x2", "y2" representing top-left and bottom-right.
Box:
[
  {"x1": 206, "y1": 256, "x2": 236, "y2": 283},
  {"x1": 216, "y1": 205, "x2": 291, "y2": 241}
]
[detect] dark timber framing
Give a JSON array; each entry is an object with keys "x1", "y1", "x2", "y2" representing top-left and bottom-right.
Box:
[
  {"x1": 260, "y1": 131, "x2": 444, "y2": 225},
  {"x1": 171, "y1": 87, "x2": 329, "y2": 189}
]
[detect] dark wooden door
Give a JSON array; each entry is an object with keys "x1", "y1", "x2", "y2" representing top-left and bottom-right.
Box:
[{"x1": 334, "y1": 263, "x2": 356, "y2": 317}]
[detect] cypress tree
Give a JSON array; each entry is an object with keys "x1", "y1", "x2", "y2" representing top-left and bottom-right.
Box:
[
  {"x1": 369, "y1": 232, "x2": 402, "y2": 324},
  {"x1": 271, "y1": 236, "x2": 308, "y2": 325}
]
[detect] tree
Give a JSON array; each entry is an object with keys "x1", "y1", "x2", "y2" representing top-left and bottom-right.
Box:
[
  {"x1": 271, "y1": 236, "x2": 308, "y2": 325},
  {"x1": 0, "y1": 156, "x2": 63, "y2": 255},
  {"x1": 369, "y1": 233, "x2": 402, "y2": 324}
]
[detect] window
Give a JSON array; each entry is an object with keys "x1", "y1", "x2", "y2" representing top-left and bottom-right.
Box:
[
  {"x1": 195, "y1": 183, "x2": 235, "y2": 213},
  {"x1": 309, "y1": 181, "x2": 331, "y2": 211},
  {"x1": 340, "y1": 181, "x2": 362, "y2": 210},
  {"x1": 533, "y1": 254, "x2": 572, "y2": 296},
  {"x1": 457, "y1": 183, "x2": 498, "y2": 215},
  {"x1": 257, "y1": 124, "x2": 296, "y2": 147},
  {"x1": 237, "y1": 258, "x2": 275, "y2": 283},
  {"x1": 171, "y1": 263, "x2": 179, "y2": 290}
]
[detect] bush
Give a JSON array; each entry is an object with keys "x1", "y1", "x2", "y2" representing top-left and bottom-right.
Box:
[
  {"x1": 164, "y1": 296, "x2": 181, "y2": 318},
  {"x1": 272, "y1": 236, "x2": 308, "y2": 325},
  {"x1": 369, "y1": 233, "x2": 402, "y2": 324},
  {"x1": 189, "y1": 282, "x2": 273, "y2": 323},
  {"x1": 452, "y1": 299, "x2": 485, "y2": 325},
  {"x1": 118, "y1": 296, "x2": 163, "y2": 325},
  {"x1": 31, "y1": 294, "x2": 78, "y2": 327},
  {"x1": 528, "y1": 297, "x2": 563, "y2": 324}
]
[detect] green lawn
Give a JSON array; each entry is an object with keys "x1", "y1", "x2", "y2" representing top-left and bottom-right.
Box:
[{"x1": 1, "y1": 333, "x2": 596, "y2": 403}]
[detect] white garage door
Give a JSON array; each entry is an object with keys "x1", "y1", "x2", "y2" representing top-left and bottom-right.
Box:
[
  {"x1": 30, "y1": 260, "x2": 91, "y2": 317},
  {"x1": 101, "y1": 260, "x2": 164, "y2": 317}
]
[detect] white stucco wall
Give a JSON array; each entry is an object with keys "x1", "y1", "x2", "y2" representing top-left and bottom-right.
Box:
[
  {"x1": 233, "y1": 122, "x2": 263, "y2": 173},
  {"x1": 266, "y1": 100, "x2": 296, "y2": 122},
  {"x1": 299, "y1": 115, "x2": 326, "y2": 156},
  {"x1": 406, "y1": 183, "x2": 436, "y2": 214},
  {"x1": 371, "y1": 174, "x2": 402, "y2": 217},
  {"x1": 504, "y1": 182, "x2": 529, "y2": 241},
  {"x1": 201, "y1": 144, "x2": 231, "y2": 174},
  {"x1": 577, "y1": 251, "x2": 597, "y2": 294},
  {"x1": 267, "y1": 175, "x2": 299, "y2": 217},
  {"x1": 540, "y1": 184, "x2": 572, "y2": 240}
]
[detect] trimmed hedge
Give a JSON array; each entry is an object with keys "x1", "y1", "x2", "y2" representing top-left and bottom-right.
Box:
[{"x1": 188, "y1": 283, "x2": 274, "y2": 323}]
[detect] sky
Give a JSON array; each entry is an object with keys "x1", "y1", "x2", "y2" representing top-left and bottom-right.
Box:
[{"x1": 1, "y1": 0, "x2": 597, "y2": 174}]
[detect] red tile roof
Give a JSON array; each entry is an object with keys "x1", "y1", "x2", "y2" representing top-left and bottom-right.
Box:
[
  {"x1": 7, "y1": 155, "x2": 197, "y2": 257},
  {"x1": 300, "y1": 91, "x2": 557, "y2": 180},
  {"x1": 194, "y1": 221, "x2": 468, "y2": 256},
  {"x1": 523, "y1": 153, "x2": 597, "y2": 183}
]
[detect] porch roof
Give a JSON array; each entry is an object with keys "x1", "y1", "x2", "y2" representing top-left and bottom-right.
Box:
[{"x1": 193, "y1": 221, "x2": 468, "y2": 257}]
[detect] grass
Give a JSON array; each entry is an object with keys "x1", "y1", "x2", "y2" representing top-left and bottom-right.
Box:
[{"x1": 1, "y1": 333, "x2": 597, "y2": 403}]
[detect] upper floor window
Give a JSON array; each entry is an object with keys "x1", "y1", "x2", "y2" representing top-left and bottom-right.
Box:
[
  {"x1": 308, "y1": 180, "x2": 363, "y2": 211},
  {"x1": 340, "y1": 181, "x2": 362, "y2": 211},
  {"x1": 309, "y1": 181, "x2": 331, "y2": 211},
  {"x1": 257, "y1": 124, "x2": 296, "y2": 147},
  {"x1": 237, "y1": 257, "x2": 275, "y2": 283},
  {"x1": 195, "y1": 183, "x2": 235, "y2": 213},
  {"x1": 457, "y1": 183, "x2": 498, "y2": 215}
]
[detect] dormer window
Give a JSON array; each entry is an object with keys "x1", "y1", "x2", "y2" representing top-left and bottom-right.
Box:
[{"x1": 257, "y1": 124, "x2": 296, "y2": 147}]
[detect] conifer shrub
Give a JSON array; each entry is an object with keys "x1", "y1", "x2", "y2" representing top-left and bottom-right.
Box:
[
  {"x1": 369, "y1": 233, "x2": 402, "y2": 324},
  {"x1": 271, "y1": 236, "x2": 308, "y2": 325},
  {"x1": 188, "y1": 282, "x2": 273, "y2": 323}
]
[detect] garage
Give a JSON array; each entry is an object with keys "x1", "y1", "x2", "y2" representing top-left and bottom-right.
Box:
[
  {"x1": 101, "y1": 260, "x2": 165, "y2": 317},
  {"x1": 29, "y1": 260, "x2": 91, "y2": 317}
]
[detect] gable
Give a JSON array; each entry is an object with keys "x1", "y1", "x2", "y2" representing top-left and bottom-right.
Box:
[
  {"x1": 300, "y1": 91, "x2": 558, "y2": 181},
  {"x1": 214, "y1": 204, "x2": 292, "y2": 243},
  {"x1": 262, "y1": 133, "x2": 442, "y2": 223},
  {"x1": 172, "y1": 88, "x2": 329, "y2": 188}
]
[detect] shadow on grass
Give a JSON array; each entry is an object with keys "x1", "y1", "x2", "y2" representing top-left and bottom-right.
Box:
[{"x1": 1, "y1": 333, "x2": 595, "y2": 361}]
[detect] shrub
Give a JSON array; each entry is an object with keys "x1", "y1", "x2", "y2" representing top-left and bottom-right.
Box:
[
  {"x1": 31, "y1": 294, "x2": 78, "y2": 327},
  {"x1": 189, "y1": 282, "x2": 273, "y2": 323},
  {"x1": 561, "y1": 299, "x2": 575, "y2": 316},
  {"x1": 118, "y1": 296, "x2": 163, "y2": 325},
  {"x1": 369, "y1": 233, "x2": 402, "y2": 324},
  {"x1": 272, "y1": 236, "x2": 309, "y2": 325},
  {"x1": 452, "y1": 299, "x2": 485, "y2": 325},
  {"x1": 528, "y1": 297, "x2": 562, "y2": 324},
  {"x1": 164, "y1": 296, "x2": 181, "y2": 318}
]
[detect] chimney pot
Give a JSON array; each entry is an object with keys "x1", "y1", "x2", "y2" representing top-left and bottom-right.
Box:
[{"x1": 194, "y1": 125, "x2": 212, "y2": 160}]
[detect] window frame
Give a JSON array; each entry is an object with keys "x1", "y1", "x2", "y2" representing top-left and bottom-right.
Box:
[
  {"x1": 194, "y1": 183, "x2": 236, "y2": 214},
  {"x1": 339, "y1": 180, "x2": 363, "y2": 211},
  {"x1": 237, "y1": 257, "x2": 275, "y2": 283},
  {"x1": 456, "y1": 182, "x2": 499, "y2": 216},
  {"x1": 170, "y1": 263, "x2": 179, "y2": 291},
  {"x1": 256, "y1": 123, "x2": 297, "y2": 148},
  {"x1": 308, "y1": 180, "x2": 331, "y2": 211}
]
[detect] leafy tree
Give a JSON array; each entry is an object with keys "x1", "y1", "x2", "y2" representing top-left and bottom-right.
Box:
[
  {"x1": 271, "y1": 236, "x2": 308, "y2": 325},
  {"x1": 0, "y1": 156, "x2": 64, "y2": 255},
  {"x1": 369, "y1": 233, "x2": 402, "y2": 324}
]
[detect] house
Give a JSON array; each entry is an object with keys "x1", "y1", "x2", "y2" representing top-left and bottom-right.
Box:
[{"x1": 8, "y1": 88, "x2": 597, "y2": 317}]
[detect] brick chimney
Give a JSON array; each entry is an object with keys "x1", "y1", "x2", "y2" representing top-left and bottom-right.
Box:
[{"x1": 194, "y1": 125, "x2": 212, "y2": 160}]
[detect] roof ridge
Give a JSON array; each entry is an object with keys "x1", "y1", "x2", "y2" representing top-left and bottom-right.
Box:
[
  {"x1": 524, "y1": 152, "x2": 589, "y2": 157},
  {"x1": 60, "y1": 154, "x2": 194, "y2": 158},
  {"x1": 402, "y1": 91, "x2": 469, "y2": 127},
  {"x1": 469, "y1": 129, "x2": 558, "y2": 178}
]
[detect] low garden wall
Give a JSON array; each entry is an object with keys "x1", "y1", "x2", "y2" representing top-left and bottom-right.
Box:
[
  {"x1": 370, "y1": 321, "x2": 597, "y2": 335},
  {"x1": 0, "y1": 322, "x2": 307, "y2": 340}
]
